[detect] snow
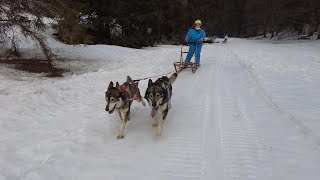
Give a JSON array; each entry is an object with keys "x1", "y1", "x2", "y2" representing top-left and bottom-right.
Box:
[
  {"x1": 1, "y1": 35, "x2": 320, "y2": 180},
  {"x1": 228, "y1": 39, "x2": 320, "y2": 142}
]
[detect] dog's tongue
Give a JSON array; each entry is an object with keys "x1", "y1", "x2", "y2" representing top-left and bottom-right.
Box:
[{"x1": 151, "y1": 107, "x2": 157, "y2": 118}]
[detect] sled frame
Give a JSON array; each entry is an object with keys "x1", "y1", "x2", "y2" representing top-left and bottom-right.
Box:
[{"x1": 173, "y1": 44, "x2": 199, "y2": 73}]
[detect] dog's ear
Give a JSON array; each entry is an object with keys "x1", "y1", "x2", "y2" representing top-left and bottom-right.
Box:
[
  {"x1": 144, "y1": 90, "x2": 148, "y2": 100},
  {"x1": 116, "y1": 82, "x2": 120, "y2": 89},
  {"x1": 148, "y1": 79, "x2": 153, "y2": 86},
  {"x1": 108, "y1": 81, "x2": 114, "y2": 89},
  {"x1": 127, "y1": 76, "x2": 133, "y2": 82}
]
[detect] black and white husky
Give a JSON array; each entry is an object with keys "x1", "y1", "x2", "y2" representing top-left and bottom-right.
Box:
[{"x1": 144, "y1": 73, "x2": 178, "y2": 136}]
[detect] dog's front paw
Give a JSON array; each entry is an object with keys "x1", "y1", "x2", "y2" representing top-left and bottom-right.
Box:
[
  {"x1": 152, "y1": 122, "x2": 158, "y2": 128},
  {"x1": 156, "y1": 129, "x2": 162, "y2": 136},
  {"x1": 156, "y1": 131, "x2": 162, "y2": 136},
  {"x1": 141, "y1": 99, "x2": 146, "y2": 107},
  {"x1": 117, "y1": 134, "x2": 125, "y2": 139}
]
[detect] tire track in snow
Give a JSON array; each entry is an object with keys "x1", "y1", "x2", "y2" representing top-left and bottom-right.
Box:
[
  {"x1": 213, "y1": 48, "x2": 266, "y2": 180},
  {"x1": 160, "y1": 48, "x2": 227, "y2": 180},
  {"x1": 225, "y1": 46, "x2": 320, "y2": 179},
  {"x1": 227, "y1": 47, "x2": 320, "y2": 146},
  {"x1": 203, "y1": 48, "x2": 227, "y2": 180},
  {"x1": 160, "y1": 89, "x2": 206, "y2": 179}
]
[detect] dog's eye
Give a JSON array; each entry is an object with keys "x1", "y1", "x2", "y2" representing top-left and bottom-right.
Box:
[
  {"x1": 148, "y1": 94, "x2": 153, "y2": 98},
  {"x1": 110, "y1": 97, "x2": 116, "y2": 102},
  {"x1": 156, "y1": 94, "x2": 161, "y2": 98}
]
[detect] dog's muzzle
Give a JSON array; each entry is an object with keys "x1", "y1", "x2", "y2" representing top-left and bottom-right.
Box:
[
  {"x1": 152, "y1": 101, "x2": 157, "y2": 107},
  {"x1": 106, "y1": 104, "x2": 116, "y2": 114},
  {"x1": 151, "y1": 106, "x2": 158, "y2": 118}
]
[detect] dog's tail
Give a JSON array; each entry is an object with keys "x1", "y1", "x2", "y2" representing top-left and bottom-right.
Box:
[{"x1": 169, "y1": 73, "x2": 178, "y2": 84}]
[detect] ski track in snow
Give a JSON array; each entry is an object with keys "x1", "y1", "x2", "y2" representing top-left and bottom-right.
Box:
[{"x1": 1, "y1": 39, "x2": 320, "y2": 180}]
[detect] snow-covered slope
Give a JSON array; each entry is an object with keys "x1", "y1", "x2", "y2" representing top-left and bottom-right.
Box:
[{"x1": 0, "y1": 38, "x2": 320, "y2": 180}]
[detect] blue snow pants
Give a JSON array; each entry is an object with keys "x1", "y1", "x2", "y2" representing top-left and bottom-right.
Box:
[{"x1": 185, "y1": 43, "x2": 203, "y2": 65}]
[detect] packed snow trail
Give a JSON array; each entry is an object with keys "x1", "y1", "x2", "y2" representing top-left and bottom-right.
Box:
[{"x1": 1, "y1": 39, "x2": 320, "y2": 180}]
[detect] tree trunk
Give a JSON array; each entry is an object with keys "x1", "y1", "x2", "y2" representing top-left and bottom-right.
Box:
[
  {"x1": 317, "y1": 24, "x2": 320, "y2": 39},
  {"x1": 237, "y1": 0, "x2": 247, "y2": 36},
  {"x1": 313, "y1": 7, "x2": 320, "y2": 39}
]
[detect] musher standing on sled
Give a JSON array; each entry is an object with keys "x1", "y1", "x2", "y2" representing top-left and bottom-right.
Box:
[{"x1": 184, "y1": 19, "x2": 206, "y2": 66}]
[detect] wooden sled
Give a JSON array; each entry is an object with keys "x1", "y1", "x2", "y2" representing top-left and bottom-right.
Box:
[{"x1": 173, "y1": 44, "x2": 199, "y2": 73}]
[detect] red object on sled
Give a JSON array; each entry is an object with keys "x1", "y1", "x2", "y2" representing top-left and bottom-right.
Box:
[{"x1": 173, "y1": 44, "x2": 199, "y2": 73}]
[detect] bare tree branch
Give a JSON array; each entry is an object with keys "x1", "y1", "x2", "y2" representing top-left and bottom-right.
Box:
[{"x1": 0, "y1": 0, "x2": 65, "y2": 60}]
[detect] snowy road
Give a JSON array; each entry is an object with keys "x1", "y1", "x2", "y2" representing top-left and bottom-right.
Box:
[{"x1": 1, "y1": 39, "x2": 320, "y2": 180}]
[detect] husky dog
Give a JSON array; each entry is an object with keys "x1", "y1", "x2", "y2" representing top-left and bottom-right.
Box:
[
  {"x1": 105, "y1": 76, "x2": 146, "y2": 139},
  {"x1": 144, "y1": 73, "x2": 178, "y2": 136}
]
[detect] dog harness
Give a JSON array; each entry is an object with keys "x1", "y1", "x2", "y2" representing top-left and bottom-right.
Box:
[
  {"x1": 120, "y1": 82, "x2": 139, "y2": 100},
  {"x1": 120, "y1": 82, "x2": 139, "y2": 95},
  {"x1": 119, "y1": 81, "x2": 140, "y2": 109}
]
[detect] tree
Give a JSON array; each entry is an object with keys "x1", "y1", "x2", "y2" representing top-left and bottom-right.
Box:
[
  {"x1": 0, "y1": 0, "x2": 70, "y2": 61},
  {"x1": 306, "y1": 0, "x2": 320, "y2": 39}
]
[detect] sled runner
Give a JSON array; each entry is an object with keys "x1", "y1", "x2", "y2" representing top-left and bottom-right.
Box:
[{"x1": 173, "y1": 44, "x2": 199, "y2": 73}]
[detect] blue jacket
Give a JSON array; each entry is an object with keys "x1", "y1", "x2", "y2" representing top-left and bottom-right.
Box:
[{"x1": 185, "y1": 28, "x2": 206, "y2": 43}]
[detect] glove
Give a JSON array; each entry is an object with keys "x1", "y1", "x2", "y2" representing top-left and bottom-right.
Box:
[
  {"x1": 196, "y1": 39, "x2": 203, "y2": 43},
  {"x1": 183, "y1": 41, "x2": 189, "y2": 46},
  {"x1": 185, "y1": 36, "x2": 190, "y2": 43}
]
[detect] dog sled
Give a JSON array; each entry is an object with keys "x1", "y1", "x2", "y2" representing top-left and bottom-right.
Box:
[{"x1": 173, "y1": 44, "x2": 199, "y2": 73}]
